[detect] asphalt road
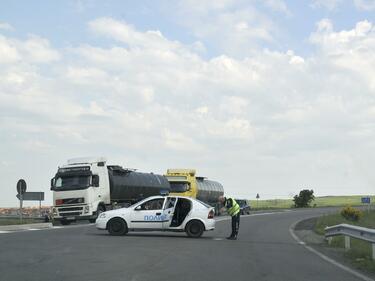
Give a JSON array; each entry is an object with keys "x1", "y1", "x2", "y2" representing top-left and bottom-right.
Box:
[{"x1": 0, "y1": 208, "x2": 372, "y2": 281}]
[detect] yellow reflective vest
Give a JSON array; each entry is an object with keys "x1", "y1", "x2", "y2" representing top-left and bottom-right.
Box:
[{"x1": 226, "y1": 198, "x2": 240, "y2": 216}]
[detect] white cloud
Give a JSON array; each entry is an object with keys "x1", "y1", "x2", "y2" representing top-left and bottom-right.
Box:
[
  {"x1": 2, "y1": 17, "x2": 375, "y2": 205},
  {"x1": 166, "y1": 1, "x2": 278, "y2": 57},
  {"x1": 263, "y1": 0, "x2": 291, "y2": 15},
  {"x1": 354, "y1": 0, "x2": 375, "y2": 10},
  {"x1": 311, "y1": 0, "x2": 343, "y2": 10},
  {"x1": 0, "y1": 34, "x2": 60, "y2": 64},
  {"x1": 0, "y1": 22, "x2": 14, "y2": 31},
  {"x1": 0, "y1": 35, "x2": 20, "y2": 63}
]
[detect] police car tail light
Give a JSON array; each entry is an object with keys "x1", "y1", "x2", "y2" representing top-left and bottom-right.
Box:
[{"x1": 208, "y1": 210, "x2": 214, "y2": 219}]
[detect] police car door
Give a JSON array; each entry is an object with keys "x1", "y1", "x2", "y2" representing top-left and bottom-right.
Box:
[
  {"x1": 162, "y1": 197, "x2": 177, "y2": 229},
  {"x1": 131, "y1": 198, "x2": 165, "y2": 229}
]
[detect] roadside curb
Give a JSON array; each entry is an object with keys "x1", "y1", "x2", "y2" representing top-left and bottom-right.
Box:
[
  {"x1": 0, "y1": 223, "x2": 53, "y2": 231},
  {"x1": 289, "y1": 217, "x2": 374, "y2": 281}
]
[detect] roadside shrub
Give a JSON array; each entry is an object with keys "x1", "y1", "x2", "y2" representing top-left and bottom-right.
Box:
[
  {"x1": 293, "y1": 189, "x2": 315, "y2": 208},
  {"x1": 341, "y1": 206, "x2": 363, "y2": 221}
]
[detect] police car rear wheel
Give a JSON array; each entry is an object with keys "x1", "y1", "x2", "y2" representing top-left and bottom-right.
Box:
[
  {"x1": 108, "y1": 218, "x2": 128, "y2": 236},
  {"x1": 186, "y1": 220, "x2": 204, "y2": 238}
]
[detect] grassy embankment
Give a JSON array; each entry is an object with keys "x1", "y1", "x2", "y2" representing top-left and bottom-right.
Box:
[
  {"x1": 249, "y1": 195, "x2": 374, "y2": 210},
  {"x1": 315, "y1": 209, "x2": 375, "y2": 272},
  {"x1": 0, "y1": 218, "x2": 43, "y2": 226}
]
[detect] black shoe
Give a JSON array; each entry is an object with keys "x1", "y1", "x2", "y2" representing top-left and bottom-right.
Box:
[
  {"x1": 227, "y1": 236, "x2": 237, "y2": 240},
  {"x1": 226, "y1": 235, "x2": 234, "y2": 239}
]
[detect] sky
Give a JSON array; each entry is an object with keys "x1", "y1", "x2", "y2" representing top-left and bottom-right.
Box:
[{"x1": 1, "y1": 0, "x2": 375, "y2": 207}]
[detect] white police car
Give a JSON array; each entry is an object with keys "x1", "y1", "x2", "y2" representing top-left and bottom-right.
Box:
[{"x1": 96, "y1": 195, "x2": 215, "y2": 238}]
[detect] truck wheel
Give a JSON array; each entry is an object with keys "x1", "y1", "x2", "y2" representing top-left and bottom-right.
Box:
[
  {"x1": 107, "y1": 218, "x2": 128, "y2": 236},
  {"x1": 89, "y1": 205, "x2": 106, "y2": 223},
  {"x1": 60, "y1": 219, "x2": 71, "y2": 226},
  {"x1": 186, "y1": 220, "x2": 204, "y2": 238}
]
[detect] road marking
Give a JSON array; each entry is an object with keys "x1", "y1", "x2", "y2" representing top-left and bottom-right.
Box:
[
  {"x1": 215, "y1": 211, "x2": 286, "y2": 222},
  {"x1": 0, "y1": 231, "x2": 11, "y2": 234},
  {"x1": 212, "y1": 238, "x2": 224, "y2": 241},
  {"x1": 27, "y1": 228, "x2": 41, "y2": 231},
  {"x1": 289, "y1": 220, "x2": 374, "y2": 281}
]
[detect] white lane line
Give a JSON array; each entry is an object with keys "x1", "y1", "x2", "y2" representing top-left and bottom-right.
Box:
[
  {"x1": 289, "y1": 221, "x2": 373, "y2": 281},
  {"x1": 27, "y1": 228, "x2": 41, "y2": 231},
  {"x1": 0, "y1": 231, "x2": 11, "y2": 234}
]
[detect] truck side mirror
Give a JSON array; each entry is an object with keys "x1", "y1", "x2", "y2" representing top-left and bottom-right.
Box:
[
  {"x1": 92, "y1": 175, "x2": 99, "y2": 187},
  {"x1": 50, "y1": 178, "x2": 55, "y2": 190}
]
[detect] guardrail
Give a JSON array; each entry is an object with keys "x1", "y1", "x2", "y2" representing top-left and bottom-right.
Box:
[{"x1": 325, "y1": 224, "x2": 375, "y2": 260}]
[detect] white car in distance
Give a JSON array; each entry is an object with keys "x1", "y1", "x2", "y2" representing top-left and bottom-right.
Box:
[{"x1": 96, "y1": 195, "x2": 215, "y2": 238}]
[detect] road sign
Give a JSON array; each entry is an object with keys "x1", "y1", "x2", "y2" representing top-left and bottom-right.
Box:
[
  {"x1": 256, "y1": 193, "x2": 260, "y2": 199},
  {"x1": 16, "y1": 179, "x2": 27, "y2": 195},
  {"x1": 361, "y1": 197, "x2": 371, "y2": 204},
  {"x1": 16, "y1": 192, "x2": 44, "y2": 201}
]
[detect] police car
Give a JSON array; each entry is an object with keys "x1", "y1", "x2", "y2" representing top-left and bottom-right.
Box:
[{"x1": 95, "y1": 195, "x2": 215, "y2": 238}]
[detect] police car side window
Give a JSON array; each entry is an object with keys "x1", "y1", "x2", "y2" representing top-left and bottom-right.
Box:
[{"x1": 140, "y1": 198, "x2": 165, "y2": 210}]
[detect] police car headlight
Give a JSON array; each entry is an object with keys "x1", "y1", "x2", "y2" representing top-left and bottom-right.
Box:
[{"x1": 99, "y1": 213, "x2": 106, "y2": 219}]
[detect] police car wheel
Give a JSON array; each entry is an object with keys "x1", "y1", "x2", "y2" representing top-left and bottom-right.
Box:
[
  {"x1": 186, "y1": 220, "x2": 204, "y2": 238},
  {"x1": 108, "y1": 218, "x2": 128, "y2": 236}
]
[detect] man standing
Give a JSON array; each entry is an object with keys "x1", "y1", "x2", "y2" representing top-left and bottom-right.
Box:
[{"x1": 219, "y1": 196, "x2": 240, "y2": 240}]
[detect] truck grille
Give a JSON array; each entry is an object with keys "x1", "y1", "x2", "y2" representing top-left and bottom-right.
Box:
[
  {"x1": 61, "y1": 198, "x2": 84, "y2": 205},
  {"x1": 58, "y1": 206, "x2": 83, "y2": 217}
]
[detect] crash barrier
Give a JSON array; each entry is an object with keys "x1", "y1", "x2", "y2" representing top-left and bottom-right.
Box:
[{"x1": 325, "y1": 224, "x2": 375, "y2": 260}]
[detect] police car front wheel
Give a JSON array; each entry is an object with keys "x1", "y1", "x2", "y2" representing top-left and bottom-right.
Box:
[
  {"x1": 107, "y1": 217, "x2": 128, "y2": 236},
  {"x1": 186, "y1": 220, "x2": 204, "y2": 238}
]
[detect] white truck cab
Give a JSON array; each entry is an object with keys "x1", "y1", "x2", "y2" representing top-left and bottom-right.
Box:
[{"x1": 51, "y1": 157, "x2": 110, "y2": 224}]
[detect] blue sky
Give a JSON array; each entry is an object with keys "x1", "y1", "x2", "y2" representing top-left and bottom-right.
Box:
[
  {"x1": 1, "y1": 0, "x2": 375, "y2": 206},
  {"x1": 2, "y1": 0, "x2": 374, "y2": 57}
]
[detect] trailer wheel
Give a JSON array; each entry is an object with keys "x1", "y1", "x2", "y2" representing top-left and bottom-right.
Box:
[
  {"x1": 107, "y1": 218, "x2": 128, "y2": 236},
  {"x1": 186, "y1": 220, "x2": 204, "y2": 238}
]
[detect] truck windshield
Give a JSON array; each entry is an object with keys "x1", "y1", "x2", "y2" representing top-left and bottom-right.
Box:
[
  {"x1": 169, "y1": 182, "x2": 190, "y2": 192},
  {"x1": 54, "y1": 175, "x2": 91, "y2": 191}
]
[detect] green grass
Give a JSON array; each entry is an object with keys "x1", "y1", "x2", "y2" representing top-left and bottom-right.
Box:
[
  {"x1": 315, "y1": 209, "x2": 375, "y2": 272},
  {"x1": 0, "y1": 218, "x2": 42, "y2": 226},
  {"x1": 249, "y1": 195, "x2": 374, "y2": 210}
]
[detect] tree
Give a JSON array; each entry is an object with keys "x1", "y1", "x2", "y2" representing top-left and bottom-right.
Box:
[{"x1": 293, "y1": 189, "x2": 315, "y2": 208}]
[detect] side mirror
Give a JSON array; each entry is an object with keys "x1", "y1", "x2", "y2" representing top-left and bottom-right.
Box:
[
  {"x1": 92, "y1": 175, "x2": 99, "y2": 187},
  {"x1": 50, "y1": 178, "x2": 55, "y2": 190},
  {"x1": 135, "y1": 205, "x2": 142, "y2": 211}
]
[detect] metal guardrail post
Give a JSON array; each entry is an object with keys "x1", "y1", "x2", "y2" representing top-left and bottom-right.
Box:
[
  {"x1": 325, "y1": 224, "x2": 375, "y2": 259},
  {"x1": 344, "y1": 236, "x2": 350, "y2": 251}
]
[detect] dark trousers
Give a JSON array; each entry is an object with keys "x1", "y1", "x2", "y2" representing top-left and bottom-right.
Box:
[{"x1": 231, "y1": 213, "x2": 240, "y2": 237}]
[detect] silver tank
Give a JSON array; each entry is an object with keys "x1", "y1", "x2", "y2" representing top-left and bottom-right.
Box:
[{"x1": 196, "y1": 178, "x2": 224, "y2": 203}]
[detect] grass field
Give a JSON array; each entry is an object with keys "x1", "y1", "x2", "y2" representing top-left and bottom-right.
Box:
[
  {"x1": 315, "y1": 209, "x2": 375, "y2": 272},
  {"x1": 249, "y1": 195, "x2": 374, "y2": 210},
  {"x1": 0, "y1": 218, "x2": 43, "y2": 226}
]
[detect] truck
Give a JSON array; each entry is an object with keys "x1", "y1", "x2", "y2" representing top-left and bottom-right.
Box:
[
  {"x1": 164, "y1": 169, "x2": 224, "y2": 214},
  {"x1": 50, "y1": 157, "x2": 170, "y2": 225}
]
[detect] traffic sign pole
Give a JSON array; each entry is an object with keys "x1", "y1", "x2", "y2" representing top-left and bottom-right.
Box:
[
  {"x1": 19, "y1": 193, "x2": 23, "y2": 223},
  {"x1": 16, "y1": 179, "x2": 27, "y2": 223}
]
